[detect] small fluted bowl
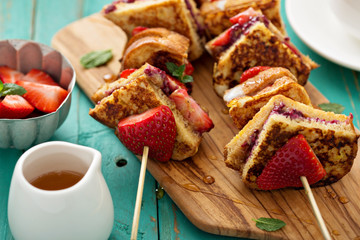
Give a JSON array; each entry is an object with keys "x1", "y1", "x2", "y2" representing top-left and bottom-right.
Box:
[{"x1": 0, "y1": 39, "x2": 76, "y2": 149}]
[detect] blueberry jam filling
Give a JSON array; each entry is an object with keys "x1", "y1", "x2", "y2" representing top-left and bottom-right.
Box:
[
  {"x1": 144, "y1": 65, "x2": 182, "y2": 96},
  {"x1": 104, "y1": 4, "x2": 117, "y2": 13},
  {"x1": 183, "y1": 0, "x2": 205, "y2": 37},
  {"x1": 271, "y1": 103, "x2": 341, "y2": 124}
]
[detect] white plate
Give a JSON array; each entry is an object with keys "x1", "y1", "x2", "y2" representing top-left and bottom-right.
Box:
[{"x1": 286, "y1": 0, "x2": 360, "y2": 71}]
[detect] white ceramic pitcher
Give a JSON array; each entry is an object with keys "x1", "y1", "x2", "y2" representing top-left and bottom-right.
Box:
[{"x1": 8, "y1": 141, "x2": 114, "y2": 240}]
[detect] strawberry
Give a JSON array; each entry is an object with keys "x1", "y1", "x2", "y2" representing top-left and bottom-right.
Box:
[
  {"x1": 162, "y1": 75, "x2": 187, "y2": 96},
  {"x1": 120, "y1": 68, "x2": 137, "y2": 79},
  {"x1": 0, "y1": 95, "x2": 34, "y2": 119},
  {"x1": 230, "y1": 14, "x2": 250, "y2": 25},
  {"x1": 257, "y1": 134, "x2": 326, "y2": 190},
  {"x1": 116, "y1": 105, "x2": 176, "y2": 162},
  {"x1": 211, "y1": 28, "x2": 232, "y2": 46},
  {"x1": 131, "y1": 26, "x2": 148, "y2": 36},
  {"x1": 22, "y1": 69, "x2": 59, "y2": 86},
  {"x1": 240, "y1": 66, "x2": 271, "y2": 83},
  {"x1": 184, "y1": 62, "x2": 194, "y2": 75},
  {"x1": 17, "y1": 81, "x2": 68, "y2": 113},
  {"x1": 229, "y1": 8, "x2": 258, "y2": 25},
  {"x1": 0, "y1": 66, "x2": 24, "y2": 84},
  {"x1": 169, "y1": 89, "x2": 214, "y2": 134}
]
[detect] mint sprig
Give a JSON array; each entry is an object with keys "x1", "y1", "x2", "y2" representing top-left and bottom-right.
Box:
[
  {"x1": 0, "y1": 82, "x2": 26, "y2": 97},
  {"x1": 166, "y1": 62, "x2": 193, "y2": 84},
  {"x1": 252, "y1": 217, "x2": 286, "y2": 232},
  {"x1": 318, "y1": 103, "x2": 345, "y2": 114},
  {"x1": 80, "y1": 49, "x2": 113, "y2": 69}
]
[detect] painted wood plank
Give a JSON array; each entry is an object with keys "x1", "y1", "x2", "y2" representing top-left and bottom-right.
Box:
[
  {"x1": 52, "y1": 13, "x2": 360, "y2": 239},
  {"x1": 0, "y1": 0, "x2": 34, "y2": 39},
  {"x1": 0, "y1": 1, "x2": 34, "y2": 240}
]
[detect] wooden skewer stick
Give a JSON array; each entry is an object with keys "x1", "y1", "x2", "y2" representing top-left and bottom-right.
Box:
[
  {"x1": 300, "y1": 176, "x2": 331, "y2": 240},
  {"x1": 131, "y1": 146, "x2": 149, "y2": 240}
]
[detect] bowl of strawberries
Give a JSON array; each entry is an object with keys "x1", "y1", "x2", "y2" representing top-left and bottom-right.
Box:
[{"x1": 0, "y1": 39, "x2": 75, "y2": 149}]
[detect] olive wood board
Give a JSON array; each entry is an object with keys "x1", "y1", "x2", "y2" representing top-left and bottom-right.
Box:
[{"x1": 52, "y1": 13, "x2": 360, "y2": 240}]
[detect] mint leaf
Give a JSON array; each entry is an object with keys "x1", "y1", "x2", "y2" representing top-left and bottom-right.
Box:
[
  {"x1": 252, "y1": 217, "x2": 286, "y2": 232},
  {"x1": 166, "y1": 62, "x2": 194, "y2": 84},
  {"x1": 0, "y1": 79, "x2": 3, "y2": 92},
  {"x1": 182, "y1": 75, "x2": 193, "y2": 83},
  {"x1": 0, "y1": 83, "x2": 26, "y2": 97},
  {"x1": 80, "y1": 49, "x2": 113, "y2": 69},
  {"x1": 318, "y1": 103, "x2": 345, "y2": 114},
  {"x1": 156, "y1": 186, "x2": 165, "y2": 200}
]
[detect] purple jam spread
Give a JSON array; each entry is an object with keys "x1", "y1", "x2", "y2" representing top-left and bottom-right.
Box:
[
  {"x1": 271, "y1": 103, "x2": 341, "y2": 124},
  {"x1": 183, "y1": 0, "x2": 205, "y2": 37},
  {"x1": 104, "y1": 4, "x2": 117, "y2": 13},
  {"x1": 241, "y1": 129, "x2": 260, "y2": 163}
]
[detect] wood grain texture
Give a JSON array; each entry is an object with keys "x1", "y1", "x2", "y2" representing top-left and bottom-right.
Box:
[{"x1": 52, "y1": 13, "x2": 360, "y2": 240}]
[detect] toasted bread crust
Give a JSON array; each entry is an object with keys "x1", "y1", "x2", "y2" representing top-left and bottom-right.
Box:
[
  {"x1": 201, "y1": 0, "x2": 285, "y2": 36},
  {"x1": 89, "y1": 64, "x2": 201, "y2": 160},
  {"x1": 212, "y1": 23, "x2": 318, "y2": 96},
  {"x1": 103, "y1": 0, "x2": 204, "y2": 60},
  {"x1": 228, "y1": 77, "x2": 312, "y2": 129},
  {"x1": 122, "y1": 28, "x2": 189, "y2": 71}
]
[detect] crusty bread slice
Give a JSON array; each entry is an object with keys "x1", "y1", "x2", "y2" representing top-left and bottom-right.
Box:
[
  {"x1": 102, "y1": 0, "x2": 205, "y2": 60},
  {"x1": 228, "y1": 76, "x2": 312, "y2": 129},
  {"x1": 200, "y1": 0, "x2": 285, "y2": 36},
  {"x1": 224, "y1": 95, "x2": 358, "y2": 189},
  {"x1": 89, "y1": 64, "x2": 201, "y2": 161},
  {"x1": 211, "y1": 21, "x2": 318, "y2": 96},
  {"x1": 122, "y1": 28, "x2": 190, "y2": 71}
]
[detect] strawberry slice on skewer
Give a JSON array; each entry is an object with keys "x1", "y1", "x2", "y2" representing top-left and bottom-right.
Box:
[
  {"x1": 257, "y1": 134, "x2": 326, "y2": 190},
  {"x1": 116, "y1": 105, "x2": 176, "y2": 162}
]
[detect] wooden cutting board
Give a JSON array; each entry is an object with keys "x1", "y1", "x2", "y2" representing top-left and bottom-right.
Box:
[{"x1": 52, "y1": 13, "x2": 360, "y2": 240}]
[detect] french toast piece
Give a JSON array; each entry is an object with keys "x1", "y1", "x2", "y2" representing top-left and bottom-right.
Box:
[
  {"x1": 89, "y1": 64, "x2": 202, "y2": 161},
  {"x1": 224, "y1": 95, "x2": 358, "y2": 189},
  {"x1": 226, "y1": 68, "x2": 312, "y2": 129},
  {"x1": 122, "y1": 28, "x2": 190, "y2": 71},
  {"x1": 207, "y1": 13, "x2": 318, "y2": 96},
  {"x1": 200, "y1": 0, "x2": 285, "y2": 37},
  {"x1": 102, "y1": 0, "x2": 205, "y2": 60}
]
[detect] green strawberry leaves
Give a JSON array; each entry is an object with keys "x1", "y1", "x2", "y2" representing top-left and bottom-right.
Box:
[
  {"x1": 80, "y1": 49, "x2": 113, "y2": 69},
  {"x1": 318, "y1": 103, "x2": 345, "y2": 114},
  {"x1": 0, "y1": 81, "x2": 26, "y2": 97},
  {"x1": 253, "y1": 217, "x2": 286, "y2": 232},
  {"x1": 166, "y1": 62, "x2": 193, "y2": 84}
]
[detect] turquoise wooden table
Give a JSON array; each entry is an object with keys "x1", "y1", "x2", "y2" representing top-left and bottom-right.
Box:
[{"x1": 0, "y1": 0, "x2": 359, "y2": 239}]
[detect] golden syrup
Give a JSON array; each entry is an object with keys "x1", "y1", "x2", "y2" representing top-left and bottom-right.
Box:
[{"x1": 31, "y1": 170, "x2": 83, "y2": 191}]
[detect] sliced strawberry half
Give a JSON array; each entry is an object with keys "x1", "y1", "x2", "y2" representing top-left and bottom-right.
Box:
[
  {"x1": 240, "y1": 66, "x2": 271, "y2": 83},
  {"x1": 17, "y1": 81, "x2": 68, "y2": 113},
  {"x1": 257, "y1": 134, "x2": 326, "y2": 190},
  {"x1": 0, "y1": 95, "x2": 34, "y2": 119},
  {"x1": 212, "y1": 28, "x2": 232, "y2": 46},
  {"x1": 131, "y1": 26, "x2": 148, "y2": 36},
  {"x1": 169, "y1": 88, "x2": 214, "y2": 134},
  {"x1": 120, "y1": 68, "x2": 137, "y2": 79},
  {"x1": 116, "y1": 105, "x2": 176, "y2": 162},
  {"x1": 230, "y1": 8, "x2": 258, "y2": 25},
  {"x1": 22, "y1": 69, "x2": 59, "y2": 86},
  {"x1": 162, "y1": 75, "x2": 187, "y2": 96},
  {"x1": 0, "y1": 66, "x2": 24, "y2": 84},
  {"x1": 184, "y1": 62, "x2": 194, "y2": 75}
]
